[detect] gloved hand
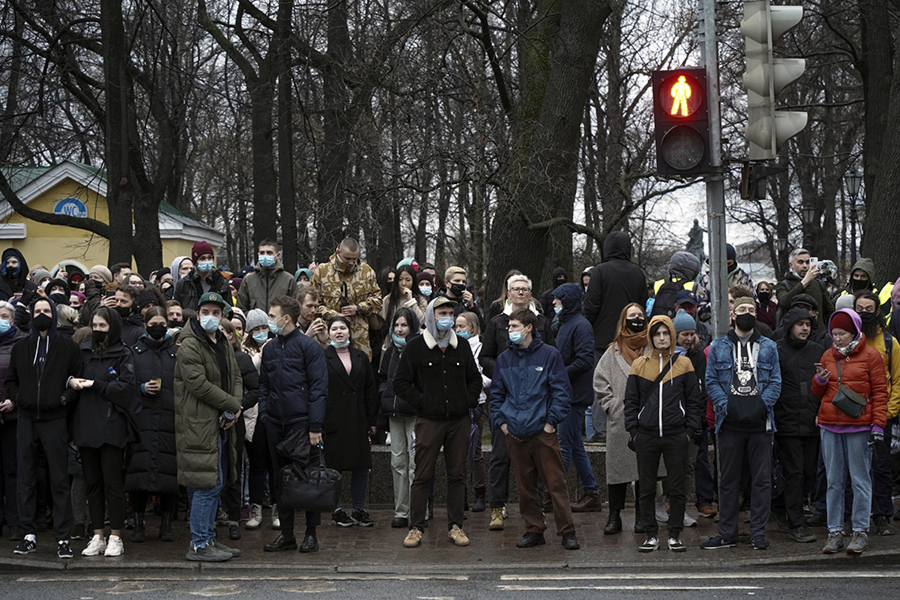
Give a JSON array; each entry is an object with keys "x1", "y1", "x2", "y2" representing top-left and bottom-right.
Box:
[
  {"x1": 869, "y1": 429, "x2": 884, "y2": 448},
  {"x1": 689, "y1": 429, "x2": 704, "y2": 446},
  {"x1": 627, "y1": 433, "x2": 637, "y2": 452}
]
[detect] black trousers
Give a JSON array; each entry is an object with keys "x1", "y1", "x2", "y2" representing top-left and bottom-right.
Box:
[
  {"x1": 245, "y1": 420, "x2": 273, "y2": 505},
  {"x1": 608, "y1": 480, "x2": 640, "y2": 513},
  {"x1": 17, "y1": 417, "x2": 72, "y2": 541},
  {"x1": 774, "y1": 434, "x2": 818, "y2": 528},
  {"x1": 130, "y1": 491, "x2": 177, "y2": 514},
  {"x1": 223, "y1": 418, "x2": 246, "y2": 521},
  {"x1": 81, "y1": 444, "x2": 127, "y2": 531},
  {"x1": 0, "y1": 418, "x2": 19, "y2": 527},
  {"x1": 265, "y1": 420, "x2": 320, "y2": 535},
  {"x1": 636, "y1": 432, "x2": 687, "y2": 537},
  {"x1": 488, "y1": 420, "x2": 510, "y2": 508},
  {"x1": 871, "y1": 417, "x2": 896, "y2": 518}
]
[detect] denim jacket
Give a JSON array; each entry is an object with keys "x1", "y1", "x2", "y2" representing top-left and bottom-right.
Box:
[{"x1": 705, "y1": 331, "x2": 782, "y2": 434}]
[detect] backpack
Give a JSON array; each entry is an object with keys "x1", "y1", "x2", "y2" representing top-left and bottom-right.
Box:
[{"x1": 650, "y1": 279, "x2": 688, "y2": 319}]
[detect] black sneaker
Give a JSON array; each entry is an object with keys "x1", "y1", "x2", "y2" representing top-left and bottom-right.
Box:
[
  {"x1": 70, "y1": 523, "x2": 86, "y2": 541},
  {"x1": 228, "y1": 522, "x2": 241, "y2": 540},
  {"x1": 351, "y1": 509, "x2": 374, "y2": 527},
  {"x1": 332, "y1": 509, "x2": 354, "y2": 527},
  {"x1": 751, "y1": 535, "x2": 770, "y2": 550},
  {"x1": 700, "y1": 535, "x2": 736, "y2": 550},
  {"x1": 14, "y1": 538, "x2": 36, "y2": 555},
  {"x1": 638, "y1": 536, "x2": 659, "y2": 552},
  {"x1": 57, "y1": 540, "x2": 74, "y2": 559}
]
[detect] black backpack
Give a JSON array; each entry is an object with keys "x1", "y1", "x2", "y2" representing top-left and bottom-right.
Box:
[{"x1": 650, "y1": 278, "x2": 689, "y2": 319}]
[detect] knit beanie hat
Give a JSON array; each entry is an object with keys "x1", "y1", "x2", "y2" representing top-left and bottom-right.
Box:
[
  {"x1": 245, "y1": 308, "x2": 268, "y2": 332},
  {"x1": 830, "y1": 310, "x2": 857, "y2": 334},
  {"x1": 732, "y1": 296, "x2": 755, "y2": 314},
  {"x1": 191, "y1": 241, "x2": 214, "y2": 265},
  {"x1": 89, "y1": 265, "x2": 113, "y2": 284},
  {"x1": 417, "y1": 271, "x2": 435, "y2": 288},
  {"x1": 834, "y1": 294, "x2": 855, "y2": 312},
  {"x1": 672, "y1": 309, "x2": 696, "y2": 333}
]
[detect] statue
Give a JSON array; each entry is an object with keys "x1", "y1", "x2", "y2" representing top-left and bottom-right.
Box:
[{"x1": 687, "y1": 218, "x2": 706, "y2": 261}]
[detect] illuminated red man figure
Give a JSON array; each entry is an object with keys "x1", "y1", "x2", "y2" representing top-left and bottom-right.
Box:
[{"x1": 670, "y1": 75, "x2": 691, "y2": 117}]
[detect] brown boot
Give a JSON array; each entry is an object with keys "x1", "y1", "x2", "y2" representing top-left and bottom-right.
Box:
[{"x1": 571, "y1": 492, "x2": 603, "y2": 513}]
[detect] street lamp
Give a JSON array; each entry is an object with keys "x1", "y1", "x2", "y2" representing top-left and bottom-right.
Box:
[
  {"x1": 845, "y1": 168, "x2": 863, "y2": 266},
  {"x1": 776, "y1": 238, "x2": 788, "y2": 253},
  {"x1": 800, "y1": 203, "x2": 816, "y2": 250}
]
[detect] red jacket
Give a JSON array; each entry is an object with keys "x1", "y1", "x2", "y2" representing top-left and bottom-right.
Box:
[{"x1": 812, "y1": 335, "x2": 888, "y2": 428}]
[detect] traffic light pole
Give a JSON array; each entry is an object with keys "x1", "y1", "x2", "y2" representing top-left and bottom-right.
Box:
[{"x1": 700, "y1": 0, "x2": 729, "y2": 339}]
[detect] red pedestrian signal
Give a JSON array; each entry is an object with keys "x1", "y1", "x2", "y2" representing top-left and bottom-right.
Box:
[{"x1": 652, "y1": 69, "x2": 711, "y2": 177}]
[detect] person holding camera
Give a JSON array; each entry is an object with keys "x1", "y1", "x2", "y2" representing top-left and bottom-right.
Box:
[
  {"x1": 259, "y1": 296, "x2": 328, "y2": 554},
  {"x1": 174, "y1": 292, "x2": 243, "y2": 562}
]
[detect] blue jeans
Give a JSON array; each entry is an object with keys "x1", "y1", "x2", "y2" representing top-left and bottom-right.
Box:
[
  {"x1": 558, "y1": 405, "x2": 598, "y2": 494},
  {"x1": 820, "y1": 429, "x2": 872, "y2": 533},
  {"x1": 584, "y1": 405, "x2": 595, "y2": 440},
  {"x1": 187, "y1": 436, "x2": 226, "y2": 548}
]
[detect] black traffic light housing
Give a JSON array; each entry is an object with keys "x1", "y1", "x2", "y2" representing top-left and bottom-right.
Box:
[{"x1": 652, "y1": 69, "x2": 711, "y2": 177}]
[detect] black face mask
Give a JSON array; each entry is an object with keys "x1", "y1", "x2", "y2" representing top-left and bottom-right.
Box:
[
  {"x1": 147, "y1": 323, "x2": 168, "y2": 340},
  {"x1": 859, "y1": 311, "x2": 879, "y2": 325},
  {"x1": 92, "y1": 330, "x2": 108, "y2": 344},
  {"x1": 167, "y1": 319, "x2": 182, "y2": 328},
  {"x1": 450, "y1": 283, "x2": 466, "y2": 296},
  {"x1": 5, "y1": 267, "x2": 17, "y2": 277},
  {"x1": 850, "y1": 279, "x2": 869, "y2": 291},
  {"x1": 757, "y1": 292, "x2": 770, "y2": 304},
  {"x1": 32, "y1": 313, "x2": 53, "y2": 332},
  {"x1": 625, "y1": 317, "x2": 646, "y2": 333},
  {"x1": 115, "y1": 306, "x2": 132, "y2": 319},
  {"x1": 735, "y1": 313, "x2": 756, "y2": 332}
]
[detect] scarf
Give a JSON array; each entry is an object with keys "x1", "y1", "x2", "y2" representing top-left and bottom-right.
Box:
[{"x1": 619, "y1": 328, "x2": 647, "y2": 365}]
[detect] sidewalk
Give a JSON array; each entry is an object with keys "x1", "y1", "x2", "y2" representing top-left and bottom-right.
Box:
[{"x1": 3, "y1": 506, "x2": 899, "y2": 573}]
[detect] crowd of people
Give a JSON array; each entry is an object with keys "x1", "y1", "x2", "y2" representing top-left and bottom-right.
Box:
[{"x1": 0, "y1": 235, "x2": 897, "y2": 561}]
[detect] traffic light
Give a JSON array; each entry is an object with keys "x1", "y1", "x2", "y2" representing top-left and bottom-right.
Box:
[
  {"x1": 741, "y1": 0, "x2": 807, "y2": 161},
  {"x1": 652, "y1": 69, "x2": 711, "y2": 177}
]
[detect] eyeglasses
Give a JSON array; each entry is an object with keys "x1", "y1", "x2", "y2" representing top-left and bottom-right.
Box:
[{"x1": 509, "y1": 287, "x2": 530, "y2": 294}]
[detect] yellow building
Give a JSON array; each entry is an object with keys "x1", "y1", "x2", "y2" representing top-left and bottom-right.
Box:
[{"x1": 0, "y1": 160, "x2": 224, "y2": 275}]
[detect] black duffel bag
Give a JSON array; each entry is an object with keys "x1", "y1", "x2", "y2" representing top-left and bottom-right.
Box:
[{"x1": 278, "y1": 448, "x2": 342, "y2": 513}]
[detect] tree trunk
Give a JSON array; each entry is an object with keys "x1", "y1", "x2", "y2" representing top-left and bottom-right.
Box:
[{"x1": 276, "y1": 0, "x2": 298, "y2": 272}]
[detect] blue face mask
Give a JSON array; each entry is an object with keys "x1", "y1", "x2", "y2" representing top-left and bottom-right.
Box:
[
  {"x1": 554, "y1": 305, "x2": 563, "y2": 314},
  {"x1": 0, "y1": 320, "x2": 11, "y2": 334},
  {"x1": 330, "y1": 338, "x2": 350, "y2": 348},
  {"x1": 456, "y1": 330, "x2": 470, "y2": 340},
  {"x1": 200, "y1": 315, "x2": 220, "y2": 333},
  {"x1": 253, "y1": 331, "x2": 269, "y2": 344},
  {"x1": 259, "y1": 255, "x2": 275, "y2": 268},
  {"x1": 268, "y1": 318, "x2": 284, "y2": 336},
  {"x1": 391, "y1": 333, "x2": 407, "y2": 348},
  {"x1": 419, "y1": 286, "x2": 432, "y2": 297},
  {"x1": 508, "y1": 330, "x2": 524, "y2": 345},
  {"x1": 436, "y1": 316, "x2": 455, "y2": 331},
  {"x1": 197, "y1": 260, "x2": 214, "y2": 273}
]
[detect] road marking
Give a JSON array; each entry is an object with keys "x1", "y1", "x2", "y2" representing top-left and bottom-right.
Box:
[
  {"x1": 188, "y1": 585, "x2": 241, "y2": 597},
  {"x1": 18, "y1": 575, "x2": 468, "y2": 583},
  {"x1": 283, "y1": 585, "x2": 338, "y2": 594},
  {"x1": 498, "y1": 585, "x2": 762, "y2": 591},
  {"x1": 97, "y1": 582, "x2": 160, "y2": 594},
  {"x1": 418, "y1": 597, "x2": 455, "y2": 599},
  {"x1": 501, "y1": 571, "x2": 900, "y2": 581}
]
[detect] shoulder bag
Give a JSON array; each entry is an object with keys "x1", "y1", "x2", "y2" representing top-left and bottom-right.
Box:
[{"x1": 831, "y1": 359, "x2": 869, "y2": 419}]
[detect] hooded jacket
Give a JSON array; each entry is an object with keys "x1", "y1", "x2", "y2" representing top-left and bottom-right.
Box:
[
  {"x1": 170, "y1": 256, "x2": 190, "y2": 282},
  {"x1": 539, "y1": 267, "x2": 568, "y2": 317},
  {"x1": 841, "y1": 258, "x2": 878, "y2": 295},
  {"x1": 0, "y1": 248, "x2": 38, "y2": 303},
  {"x1": 490, "y1": 331, "x2": 572, "y2": 439},
  {"x1": 174, "y1": 317, "x2": 243, "y2": 489},
  {"x1": 392, "y1": 300, "x2": 482, "y2": 420},
  {"x1": 706, "y1": 321, "x2": 782, "y2": 434},
  {"x1": 5, "y1": 300, "x2": 82, "y2": 420},
  {"x1": 236, "y1": 259, "x2": 298, "y2": 313},
  {"x1": 812, "y1": 309, "x2": 888, "y2": 429},
  {"x1": 623, "y1": 316, "x2": 703, "y2": 437},
  {"x1": 174, "y1": 268, "x2": 233, "y2": 312},
  {"x1": 73, "y1": 309, "x2": 139, "y2": 449},
  {"x1": 774, "y1": 308, "x2": 825, "y2": 436},
  {"x1": 551, "y1": 283, "x2": 595, "y2": 408},
  {"x1": 583, "y1": 232, "x2": 649, "y2": 353}
]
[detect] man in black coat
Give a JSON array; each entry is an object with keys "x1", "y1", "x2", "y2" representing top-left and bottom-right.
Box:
[
  {"x1": 0, "y1": 248, "x2": 37, "y2": 304},
  {"x1": 774, "y1": 308, "x2": 823, "y2": 544},
  {"x1": 174, "y1": 241, "x2": 233, "y2": 312},
  {"x1": 5, "y1": 298, "x2": 82, "y2": 558},
  {"x1": 393, "y1": 297, "x2": 482, "y2": 548},
  {"x1": 582, "y1": 232, "x2": 647, "y2": 444}
]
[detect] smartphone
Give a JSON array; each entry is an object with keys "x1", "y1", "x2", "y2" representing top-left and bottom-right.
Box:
[
  {"x1": 105, "y1": 290, "x2": 116, "y2": 298},
  {"x1": 810, "y1": 257, "x2": 818, "y2": 268}
]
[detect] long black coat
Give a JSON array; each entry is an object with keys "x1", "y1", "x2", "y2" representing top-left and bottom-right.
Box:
[
  {"x1": 322, "y1": 346, "x2": 379, "y2": 472},
  {"x1": 774, "y1": 308, "x2": 825, "y2": 437},
  {"x1": 73, "y1": 339, "x2": 139, "y2": 449},
  {"x1": 125, "y1": 334, "x2": 179, "y2": 495}
]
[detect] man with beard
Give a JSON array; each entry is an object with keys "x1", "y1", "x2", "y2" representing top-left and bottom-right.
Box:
[
  {"x1": 854, "y1": 291, "x2": 900, "y2": 536},
  {"x1": 773, "y1": 308, "x2": 824, "y2": 543}
]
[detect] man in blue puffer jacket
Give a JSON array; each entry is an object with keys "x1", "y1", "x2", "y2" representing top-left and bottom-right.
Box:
[
  {"x1": 490, "y1": 309, "x2": 580, "y2": 551},
  {"x1": 551, "y1": 283, "x2": 601, "y2": 512}
]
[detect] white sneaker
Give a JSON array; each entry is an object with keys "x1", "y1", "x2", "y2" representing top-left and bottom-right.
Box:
[
  {"x1": 246, "y1": 504, "x2": 263, "y2": 530},
  {"x1": 271, "y1": 504, "x2": 281, "y2": 530},
  {"x1": 104, "y1": 535, "x2": 124, "y2": 557},
  {"x1": 82, "y1": 534, "x2": 107, "y2": 556},
  {"x1": 683, "y1": 513, "x2": 698, "y2": 527},
  {"x1": 385, "y1": 433, "x2": 392, "y2": 445}
]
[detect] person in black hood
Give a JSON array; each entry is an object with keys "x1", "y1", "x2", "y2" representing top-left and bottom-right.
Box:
[
  {"x1": 773, "y1": 308, "x2": 823, "y2": 544},
  {"x1": 0, "y1": 248, "x2": 37, "y2": 304},
  {"x1": 70, "y1": 306, "x2": 139, "y2": 557},
  {"x1": 5, "y1": 298, "x2": 82, "y2": 557},
  {"x1": 45, "y1": 278, "x2": 70, "y2": 307},
  {"x1": 115, "y1": 285, "x2": 146, "y2": 348},
  {"x1": 583, "y1": 232, "x2": 648, "y2": 446},
  {"x1": 539, "y1": 267, "x2": 568, "y2": 317}
]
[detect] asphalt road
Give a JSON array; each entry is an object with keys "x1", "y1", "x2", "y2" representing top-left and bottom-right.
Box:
[{"x1": 3, "y1": 568, "x2": 898, "y2": 599}]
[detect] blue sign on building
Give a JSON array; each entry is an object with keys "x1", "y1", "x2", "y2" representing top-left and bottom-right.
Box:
[{"x1": 53, "y1": 197, "x2": 88, "y2": 218}]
